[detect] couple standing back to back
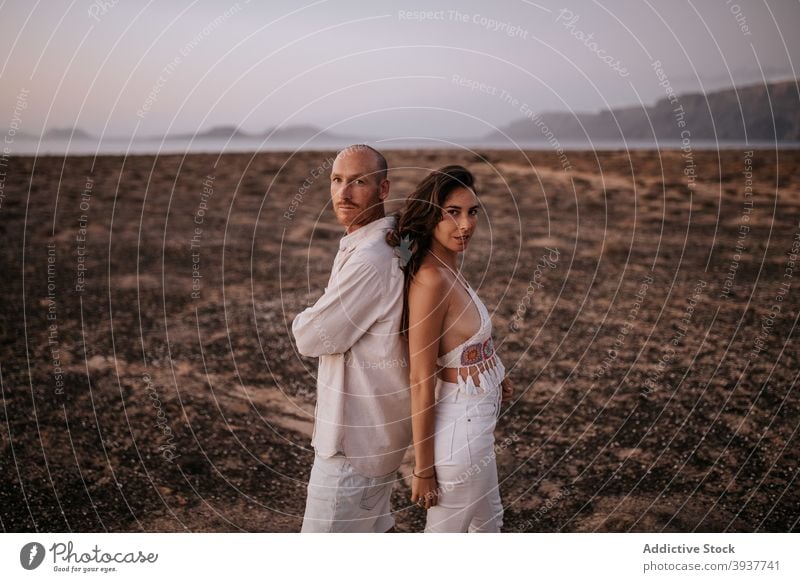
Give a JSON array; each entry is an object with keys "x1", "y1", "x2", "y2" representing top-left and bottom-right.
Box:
[{"x1": 292, "y1": 144, "x2": 514, "y2": 533}]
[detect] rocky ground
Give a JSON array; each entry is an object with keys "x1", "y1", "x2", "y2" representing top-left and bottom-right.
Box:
[{"x1": 1, "y1": 148, "x2": 798, "y2": 532}]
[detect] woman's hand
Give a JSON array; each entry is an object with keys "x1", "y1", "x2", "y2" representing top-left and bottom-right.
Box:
[
  {"x1": 411, "y1": 472, "x2": 439, "y2": 510},
  {"x1": 501, "y1": 376, "x2": 514, "y2": 402}
]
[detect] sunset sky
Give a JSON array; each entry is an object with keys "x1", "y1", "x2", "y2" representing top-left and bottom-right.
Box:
[{"x1": 1, "y1": 0, "x2": 798, "y2": 140}]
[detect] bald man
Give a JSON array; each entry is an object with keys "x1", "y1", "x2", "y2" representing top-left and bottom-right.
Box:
[{"x1": 292, "y1": 145, "x2": 411, "y2": 532}]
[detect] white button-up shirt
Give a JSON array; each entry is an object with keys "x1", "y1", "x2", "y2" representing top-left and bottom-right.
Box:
[{"x1": 292, "y1": 215, "x2": 411, "y2": 477}]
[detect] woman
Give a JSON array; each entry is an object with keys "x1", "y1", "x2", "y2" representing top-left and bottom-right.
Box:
[{"x1": 386, "y1": 165, "x2": 513, "y2": 533}]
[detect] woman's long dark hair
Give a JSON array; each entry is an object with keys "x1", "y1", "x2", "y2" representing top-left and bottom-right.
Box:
[{"x1": 385, "y1": 165, "x2": 477, "y2": 337}]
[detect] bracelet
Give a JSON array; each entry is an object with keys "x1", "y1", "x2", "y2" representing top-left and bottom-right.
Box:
[{"x1": 412, "y1": 469, "x2": 435, "y2": 479}]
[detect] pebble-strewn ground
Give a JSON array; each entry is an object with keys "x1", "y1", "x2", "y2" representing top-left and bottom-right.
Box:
[{"x1": 1, "y1": 148, "x2": 798, "y2": 532}]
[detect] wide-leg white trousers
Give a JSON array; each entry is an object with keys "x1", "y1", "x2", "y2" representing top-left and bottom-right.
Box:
[{"x1": 424, "y1": 377, "x2": 503, "y2": 533}]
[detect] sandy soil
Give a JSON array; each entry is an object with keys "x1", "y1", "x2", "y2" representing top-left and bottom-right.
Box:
[{"x1": 1, "y1": 148, "x2": 798, "y2": 532}]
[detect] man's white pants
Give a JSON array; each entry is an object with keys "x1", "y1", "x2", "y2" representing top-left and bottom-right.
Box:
[{"x1": 301, "y1": 453, "x2": 396, "y2": 533}]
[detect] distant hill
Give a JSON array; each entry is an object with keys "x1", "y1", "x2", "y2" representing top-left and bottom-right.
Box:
[
  {"x1": 164, "y1": 125, "x2": 253, "y2": 140},
  {"x1": 261, "y1": 124, "x2": 339, "y2": 140},
  {"x1": 43, "y1": 127, "x2": 95, "y2": 140},
  {"x1": 164, "y1": 124, "x2": 358, "y2": 142},
  {"x1": 488, "y1": 80, "x2": 800, "y2": 142},
  {"x1": 30, "y1": 81, "x2": 800, "y2": 148}
]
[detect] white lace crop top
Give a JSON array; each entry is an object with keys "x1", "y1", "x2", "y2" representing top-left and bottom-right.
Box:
[{"x1": 430, "y1": 253, "x2": 506, "y2": 395}]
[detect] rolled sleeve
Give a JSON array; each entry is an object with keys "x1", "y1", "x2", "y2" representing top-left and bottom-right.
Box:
[{"x1": 292, "y1": 258, "x2": 388, "y2": 357}]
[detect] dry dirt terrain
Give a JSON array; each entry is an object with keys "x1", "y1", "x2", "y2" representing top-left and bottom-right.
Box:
[{"x1": 1, "y1": 148, "x2": 798, "y2": 532}]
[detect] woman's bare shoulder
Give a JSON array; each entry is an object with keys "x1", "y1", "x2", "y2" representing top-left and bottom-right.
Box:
[
  {"x1": 409, "y1": 260, "x2": 450, "y2": 321},
  {"x1": 410, "y1": 259, "x2": 449, "y2": 294}
]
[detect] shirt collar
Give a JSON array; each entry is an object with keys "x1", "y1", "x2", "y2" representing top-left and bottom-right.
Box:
[{"x1": 339, "y1": 215, "x2": 396, "y2": 251}]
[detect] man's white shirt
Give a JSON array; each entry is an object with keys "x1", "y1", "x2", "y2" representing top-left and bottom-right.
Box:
[{"x1": 292, "y1": 216, "x2": 411, "y2": 477}]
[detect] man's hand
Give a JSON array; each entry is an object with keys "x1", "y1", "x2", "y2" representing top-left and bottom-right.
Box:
[{"x1": 501, "y1": 376, "x2": 514, "y2": 402}]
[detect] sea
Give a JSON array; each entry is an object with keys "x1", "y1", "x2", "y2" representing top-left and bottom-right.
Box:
[{"x1": 7, "y1": 135, "x2": 799, "y2": 156}]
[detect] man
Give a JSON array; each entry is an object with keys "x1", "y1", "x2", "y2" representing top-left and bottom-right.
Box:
[{"x1": 292, "y1": 144, "x2": 411, "y2": 532}]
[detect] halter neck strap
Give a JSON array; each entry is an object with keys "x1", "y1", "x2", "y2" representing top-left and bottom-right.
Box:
[{"x1": 429, "y1": 252, "x2": 470, "y2": 292}]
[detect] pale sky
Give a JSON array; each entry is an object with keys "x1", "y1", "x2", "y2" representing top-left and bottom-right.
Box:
[{"x1": 1, "y1": 0, "x2": 798, "y2": 139}]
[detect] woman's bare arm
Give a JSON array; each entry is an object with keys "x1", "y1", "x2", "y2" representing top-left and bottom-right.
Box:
[{"x1": 408, "y1": 266, "x2": 449, "y2": 508}]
